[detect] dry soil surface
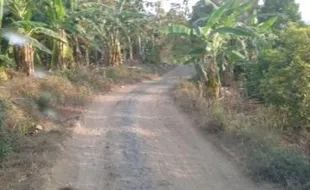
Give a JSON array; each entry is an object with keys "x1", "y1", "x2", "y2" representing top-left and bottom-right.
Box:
[{"x1": 43, "y1": 65, "x2": 268, "y2": 190}]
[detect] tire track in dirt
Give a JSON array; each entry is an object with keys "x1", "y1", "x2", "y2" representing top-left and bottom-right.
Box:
[{"x1": 44, "y1": 65, "x2": 271, "y2": 190}]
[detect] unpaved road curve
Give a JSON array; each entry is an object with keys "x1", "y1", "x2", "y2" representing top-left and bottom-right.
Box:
[{"x1": 44, "y1": 66, "x2": 266, "y2": 190}]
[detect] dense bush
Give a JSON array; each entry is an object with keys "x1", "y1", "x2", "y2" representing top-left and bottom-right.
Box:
[
  {"x1": 245, "y1": 24, "x2": 310, "y2": 128},
  {"x1": 245, "y1": 49, "x2": 287, "y2": 100},
  {"x1": 248, "y1": 142, "x2": 310, "y2": 190},
  {"x1": 261, "y1": 58, "x2": 310, "y2": 127}
]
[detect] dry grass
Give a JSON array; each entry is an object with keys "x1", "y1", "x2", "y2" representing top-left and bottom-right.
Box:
[
  {"x1": 173, "y1": 81, "x2": 310, "y2": 190},
  {"x1": 0, "y1": 130, "x2": 67, "y2": 190},
  {"x1": 0, "y1": 64, "x2": 169, "y2": 189}
]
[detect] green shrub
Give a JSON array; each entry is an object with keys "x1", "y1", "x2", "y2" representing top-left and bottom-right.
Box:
[
  {"x1": 245, "y1": 24, "x2": 310, "y2": 129},
  {"x1": 0, "y1": 132, "x2": 14, "y2": 161},
  {"x1": 0, "y1": 100, "x2": 14, "y2": 160},
  {"x1": 245, "y1": 49, "x2": 287, "y2": 100},
  {"x1": 106, "y1": 68, "x2": 119, "y2": 80},
  {"x1": 144, "y1": 43, "x2": 161, "y2": 64},
  {"x1": 261, "y1": 58, "x2": 310, "y2": 128},
  {"x1": 62, "y1": 68, "x2": 110, "y2": 92},
  {"x1": 247, "y1": 142, "x2": 310, "y2": 190},
  {"x1": 37, "y1": 91, "x2": 57, "y2": 111}
]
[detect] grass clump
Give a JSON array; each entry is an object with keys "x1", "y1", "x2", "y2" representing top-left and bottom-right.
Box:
[
  {"x1": 0, "y1": 100, "x2": 15, "y2": 161},
  {"x1": 61, "y1": 66, "x2": 149, "y2": 92},
  {"x1": 247, "y1": 142, "x2": 310, "y2": 189}
]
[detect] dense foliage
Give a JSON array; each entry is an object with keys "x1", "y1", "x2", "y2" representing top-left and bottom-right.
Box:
[
  {"x1": 1, "y1": 0, "x2": 310, "y2": 189},
  {"x1": 0, "y1": 0, "x2": 184, "y2": 77},
  {"x1": 162, "y1": 0, "x2": 310, "y2": 130}
]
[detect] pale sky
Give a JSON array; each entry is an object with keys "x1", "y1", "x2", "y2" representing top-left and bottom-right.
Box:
[
  {"x1": 156, "y1": 0, "x2": 310, "y2": 22},
  {"x1": 296, "y1": 0, "x2": 310, "y2": 22}
]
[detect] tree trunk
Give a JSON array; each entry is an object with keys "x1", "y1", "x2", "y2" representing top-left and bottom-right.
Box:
[
  {"x1": 85, "y1": 48, "x2": 90, "y2": 66},
  {"x1": 73, "y1": 36, "x2": 83, "y2": 66},
  {"x1": 57, "y1": 30, "x2": 65, "y2": 70},
  {"x1": 129, "y1": 46, "x2": 133, "y2": 60},
  {"x1": 106, "y1": 37, "x2": 122, "y2": 66},
  {"x1": 206, "y1": 57, "x2": 220, "y2": 99},
  {"x1": 127, "y1": 36, "x2": 133, "y2": 60},
  {"x1": 51, "y1": 29, "x2": 74, "y2": 70},
  {"x1": 114, "y1": 37, "x2": 122, "y2": 66},
  {"x1": 138, "y1": 36, "x2": 142, "y2": 58},
  {"x1": 221, "y1": 61, "x2": 233, "y2": 87},
  {"x1": 15, "y1": 45, "x2": 35, "y2": 76}
]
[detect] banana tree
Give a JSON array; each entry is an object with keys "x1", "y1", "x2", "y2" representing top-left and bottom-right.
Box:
[
  {"x1": 87, "y1": 1, "x2": 146, "y2": 66},
  {"x1": 123, "y1": 13, "x2": 149, "y2": 61},
  {"x1": 42, "y1": 0, "x2": 74, "y2": 70},
  {"x1": 43, "y1": 0, "x2": 118, "y2": 68},
  {"x1": 4, "y1": 0, "x2": 66, "y2": 76},
  {"x1": 161, "y1": 1, "x2": 255, "y2": 99}
]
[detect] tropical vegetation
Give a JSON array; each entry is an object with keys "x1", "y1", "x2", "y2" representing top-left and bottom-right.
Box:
[
  {"x1": 1, "y1": 0, "x2": 310, "y2": 189},
  {"x1": 169, "y1": 0, "x2": 310, "y2": 189},
  {"x1": 0, "y1": 0, "x2": 172, "y2": 76}
]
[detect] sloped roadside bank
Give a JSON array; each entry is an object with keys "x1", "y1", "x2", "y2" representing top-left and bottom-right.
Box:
[
  {"x1": 172, "y1": 81, "x2": 310, "y2": 190},
  {"x1": 0, "y1": 64, "x2": 175, "y2": 190}
]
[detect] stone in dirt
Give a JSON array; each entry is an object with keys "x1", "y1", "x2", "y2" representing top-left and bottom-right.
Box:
[{"x1": 36, "y1": 124, "x2": 44, "y2": 131}]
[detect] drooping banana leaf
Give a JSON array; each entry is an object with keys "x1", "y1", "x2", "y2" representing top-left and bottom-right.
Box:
[
  {"x1": 200, "y1": 2, "x2": 231, "y2": 35},
  {"x1": 160, "y1": 24, "x2": 192, "y2": 36},
  {"x1": 32, "y1": 27, "x2": 67, "y2": 43},
  {"x1": 231, "y1": 1, "x2": 254, "y2": 17},
  {"x1": 12, "y1": 20, "x2": 47, "y2": 29},
  {"x1": 258, "y1": 17, "x2": 277, "y2": 31},
  {"x1": 26, "y1": 36, "x2": 52, "y2": 54},
  {"x1": 213, "y1": 27, "x2": 254, "y2": 37}
]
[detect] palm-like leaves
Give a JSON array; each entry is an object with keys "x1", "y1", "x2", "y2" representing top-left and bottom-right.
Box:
[
  {"x1": 0, "y1": 0, "x2": 157, "y2": 74},
  {"x1": 160, "y1": 1, "x2": 273, "y2": 98}
]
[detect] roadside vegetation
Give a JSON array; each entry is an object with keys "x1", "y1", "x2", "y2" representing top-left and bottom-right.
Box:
[
  {"x1": 166, "y1": 0, "x2": 310, "y2": 189},
  {"x1": 0, "y1": 66, "x2": 165, "y2": 189},
  {"x1": 0, "y1": 0, "x2": 180, "y2": 189},
  {"x1": 1, "y1": 0, "x2": 310, "y2": 189}
]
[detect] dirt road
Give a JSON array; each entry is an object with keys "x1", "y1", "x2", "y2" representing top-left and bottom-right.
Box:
[{"x1": 44, "y1": 66, "x2": 264, "y2": 190}]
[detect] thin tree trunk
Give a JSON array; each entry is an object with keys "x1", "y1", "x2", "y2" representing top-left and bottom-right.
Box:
[
  {"x1": 206, "y1": 57, "x2": 220, "y2": 99},
  {"x1": 13, "y1": 47, "x2": 21, "y2": 70},
  {"x1": 57, "y1": 30, "x2": 65, "y2": 70},
  {"x1": 128, "y1": 36, "x2": 133, "y2": 60},
  {"x1": 106, "y1": 37, "x2": 122, "y2": 66},
  {"x1": 129, "y1": 46, "x2": 133, "y2": 60},
  {"x1": 73, "y1": 36, "x2": 83, "y2": 66},
  {"x1": 222, "y1": 60, "x2": 233, "y2": 87},
  {"x1": 138, "y1": 36, "x2": 142, "y2": 57},
  {"x1": 113, "y1": 37, "x2": 122, "y2": 66},
  {"x1": 51, "y1": 29, "x2": 74, "y2": 70},
  {"x1": 85, "y1": 48, "x2": 90, "y2": 66}
]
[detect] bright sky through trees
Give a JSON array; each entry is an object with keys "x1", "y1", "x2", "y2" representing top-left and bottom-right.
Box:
[
  {"x1": 296, "y1": 0, "x2": 310, "y2": 22},
  {"x1": 156, "y1": 0, "x2": 310, "y2": 22}
]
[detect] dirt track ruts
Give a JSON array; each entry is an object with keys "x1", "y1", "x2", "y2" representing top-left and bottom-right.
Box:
[{"x1": 44, "y1": 65, "x2": 267, "y2": 190}]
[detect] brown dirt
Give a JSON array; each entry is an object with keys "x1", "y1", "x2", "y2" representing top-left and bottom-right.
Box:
[{"x1": 43, "y1": 66, "x2": 271, "y2": 190}]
